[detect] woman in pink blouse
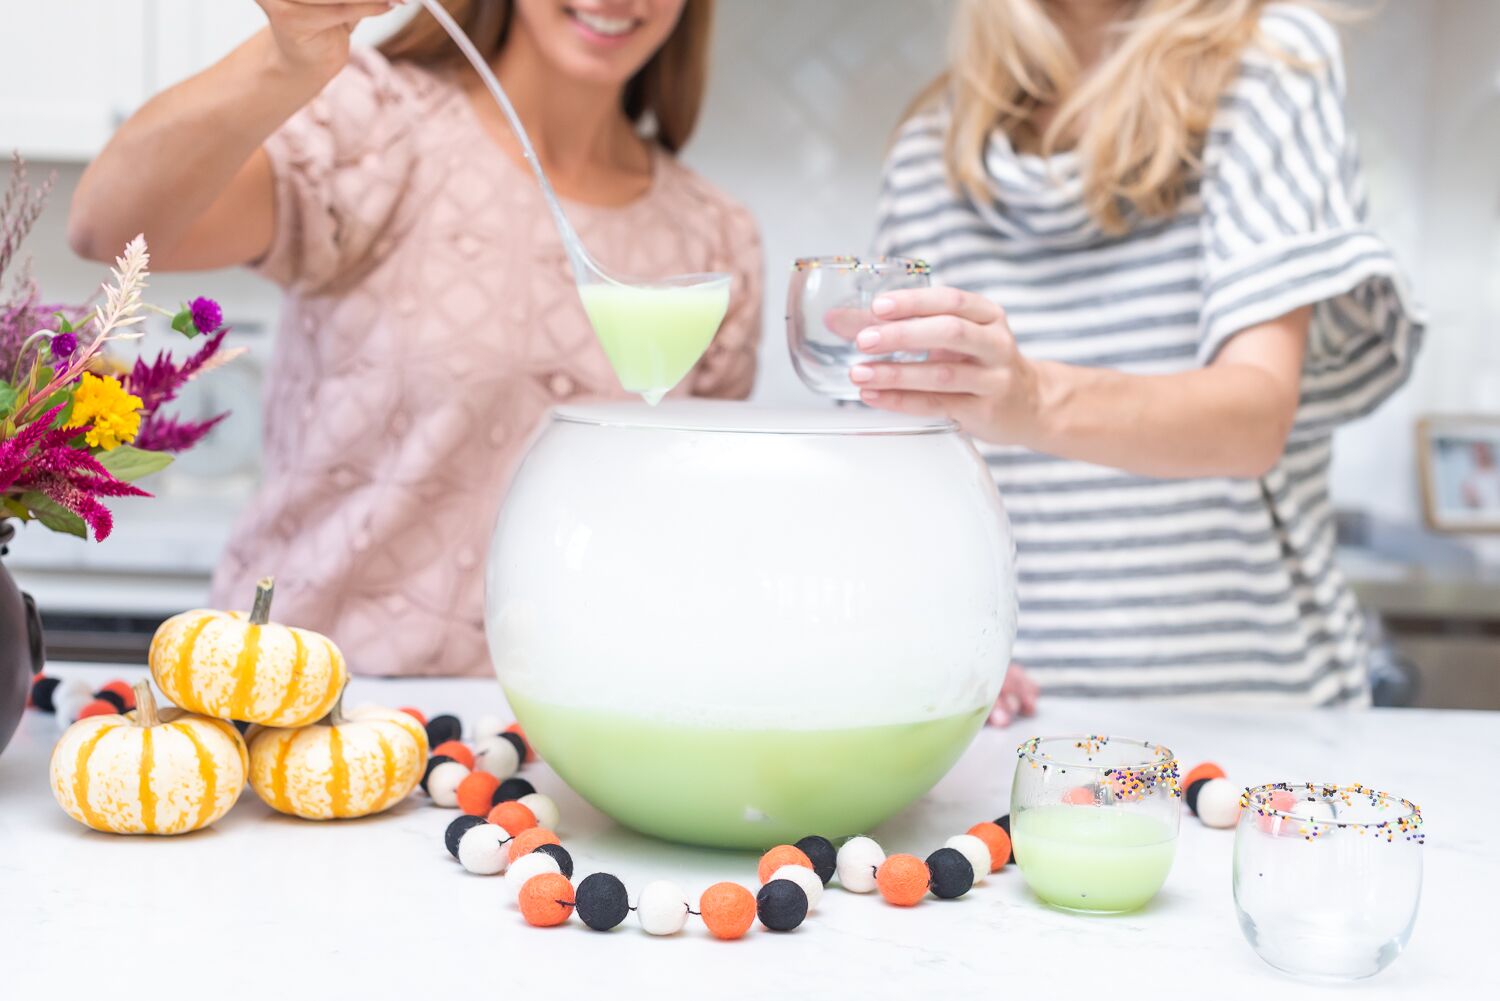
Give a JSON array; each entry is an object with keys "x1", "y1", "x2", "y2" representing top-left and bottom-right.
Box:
[{"x1": 69, "y1": 0, "x2": 763, "y2": 677}]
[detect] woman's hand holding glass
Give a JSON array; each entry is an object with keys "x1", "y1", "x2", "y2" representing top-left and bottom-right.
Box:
[{"x1": 851, "y1": 287, "x2": 1042, "y2": 446}]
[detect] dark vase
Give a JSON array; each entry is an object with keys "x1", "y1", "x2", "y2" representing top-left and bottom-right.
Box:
[{"x1": 1, "y1": 521, "x2": 46, "y2": 757}]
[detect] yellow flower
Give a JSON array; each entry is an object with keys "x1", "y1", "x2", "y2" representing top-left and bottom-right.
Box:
[{"x1": 65, "y1": 372, "x2": 143, "y2": 451}]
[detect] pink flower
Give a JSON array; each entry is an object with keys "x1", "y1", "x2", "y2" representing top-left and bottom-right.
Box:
[{"x1": 189, "y1": 296, "x2": 222, "y2": 335}]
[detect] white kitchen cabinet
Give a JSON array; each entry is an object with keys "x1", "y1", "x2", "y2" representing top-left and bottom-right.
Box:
[
  {"x1": 0, "y1": 0, "x2": 149, "y2": 159},
  {"x1": 0, "y1": 0, "x2": 413, "y2": 161}
]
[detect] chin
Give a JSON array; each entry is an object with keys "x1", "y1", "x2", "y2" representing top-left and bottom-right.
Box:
[{"x1": 519, "y1": 0, "x2": 683, "y2": 84}]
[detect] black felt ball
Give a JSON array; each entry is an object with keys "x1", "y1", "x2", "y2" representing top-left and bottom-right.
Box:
[
  {"x1": 445, "y1": 814, "x2": 487, "y2": 858},
  {"x1": 756, "y1": 879, "x2": 808, "y2": 932},
  {"x1": 499, "y1": 731, "x2": 528, "y2": 762},
  {"x1": 532, "y1": 843, "x2": 574, "y2": 879},
  {"x1": 994, "y1": 813, "x2": 1011, "y2": 836},
  {"x1": 30, "y1": 676, "x2": 60, "y2": 713},
  {"x1": 1185, "y1": 778, "x2": 1210, "y2": 816},
  {"x1": 93, "y1": 689, "x2": 127, "y2": 713},
  {"x1": 794, "y1": 835, "x2": 838, "y2": 885},
  {"x1": 575, "y1": 873, "x2": 630, "y2": 931},
  {"x1": 493, "y1": 777, "x2": 537, "y2": 805},
  {"x1": 421, "y1": 755, "x2": 457, "y2": 793},
  {"x1": 925, "y1": 847, "x2": 975, "y2": 899},
  {"x1": 425, "y1": 714, "x2": 462, "y2": 747}
]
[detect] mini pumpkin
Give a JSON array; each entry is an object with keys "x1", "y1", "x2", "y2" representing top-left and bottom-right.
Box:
[
  {"x1": 50, "y1": 681, "x2": 247, "y2": 835},
  {"x1": 149, "y1": 577, "x2": 347, "y2": 727},
  {"x1": 247, "y1": 692, "x2": 428, "y2": 819}
]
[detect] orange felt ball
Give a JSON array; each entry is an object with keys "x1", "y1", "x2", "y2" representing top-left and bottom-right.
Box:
[
  {"x1": 456, "y1": 771, "x2": 501, "y2": 816},
  {"x1": 699, "y1": 882, "x2": 757, "y2": 941},
  {"x1": 1062, "y1": 786, "x2": 1095, "y2": 806},
  {"x1": 431, "y1": 740, "x2": 475, "y2": 769},
  {"x1": 399, "y1": 706, "x2": 428, "y2": 726},
  {"x1": 100, "y1": 680, "x2": 135, "y2": 709},
  {"x1": 757, "y1": 844, "x2": 813, "y2": 884},
  {"x1": 505, "y1": 722, "x2": 536, "y2": 762},
  {"x1": 966, "y1": 822, "x2": 1012, "y2": 871},
  {"x1": 1182, "y1": 762, "x2": 1226, "y2": 792},
  {"x1": 76, "y1": 698, "x2": 118, "y2": 720},
  {"x1": 488, "y1": 800, "x2": 538, "y2": 835},
  {"x1": 875, "y1": 854, "x2": 929, "y2": 906},
  {"x1": 519, "y1": 872, "x2": 575, "y2": 927},
  {"x1": 507, "y1": 826, "x2": 561, "y2": 864}
]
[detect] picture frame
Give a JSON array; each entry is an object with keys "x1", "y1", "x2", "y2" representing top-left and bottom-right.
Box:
[{"x1": 1416, "y1": 415, "x2": 1500, "y2": 533}]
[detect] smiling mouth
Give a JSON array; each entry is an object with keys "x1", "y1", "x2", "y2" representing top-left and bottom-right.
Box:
[{"x1": 564, "y1": 7, "x2": 641, "y2": 39}]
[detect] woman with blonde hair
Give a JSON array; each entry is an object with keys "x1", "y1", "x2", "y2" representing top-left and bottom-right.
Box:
[
  {"x1": 68, "y1": 0, "x2": 762, "y2": 677},
  {"x1": 863, "y1": 0, "x2": 1420, "y2": 709}
]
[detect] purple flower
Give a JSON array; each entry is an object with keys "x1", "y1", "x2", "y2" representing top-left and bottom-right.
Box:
[
  {"x1": 49, "y1": 330, "x2": 76, "y2": 360},
  {"x1": 189, "y1": 296, "x2": 222, "y2": 335}
]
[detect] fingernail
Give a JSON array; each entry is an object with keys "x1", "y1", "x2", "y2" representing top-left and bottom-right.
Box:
[
  {"x1": 856, "y1": 328, "x2": 881, "y2": 350},
  {"x1": 850, "y1": 365, "x2": 873, "y2": 383},
  {"x1": 872, "y1": 296, "x2": 895, "y2": 316}
]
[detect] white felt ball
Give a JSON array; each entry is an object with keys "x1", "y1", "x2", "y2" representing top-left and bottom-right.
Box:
[
  {"x1": 503, "y1": 851, "x2": 562, "y2": 902},
  {"x1": 836, "y1": 836, "x2": 885, "y2": 893},
  {"x1": 473, "y1": 737, "x2": 520, "y2": 780},
  {"x1": 457, "y1": 823, "x2": 512, "y2": 875},
  {"x1": 1289, "y1": 797, "x2": 1336, "y2": 825},
  {"x1": 471, "y1": 714, "x2": 507, "y2": 743},
  {"x1": 53, "y1": 679, "x2": 95, "y2": 729},
  {"x1": 944, "y1": 834, "x2": 992, "y2": 884},
  {"x1": 636, "y1": 880, "x2": 690, "y2": 936},
  {"x1": 426, "y1": 760, "x2": 470, "y2": 808},
  {"x1": 517, "y1": 792, "x2": 560, "y2": 831},
  {"x1": 1195, "y1": 778, "x2": 1241, "y2": 829},
  {"x1": 770, "y1": 864, "x2": 823, "y2": 910}
]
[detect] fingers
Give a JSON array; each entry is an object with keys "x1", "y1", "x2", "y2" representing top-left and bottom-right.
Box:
[
  {"x1": 857, "y1": 388, "x2": 981, "y2": 426},
  {"x1": 261, "y1": 0, "x2": 398, "y2": 28},
  {"x1": 850, "y1": 358, "x2": 987, "y2": 394},
  {"x1": 987, "y1": 703, "x2": 1012, "y2": 728},
  {"x1": 856, "y1": 314, "x2": 1011, "y2": 364},
  {"x1": 821, "y1": 305, "x2": 875, "y2": 342},
  {"x1": 871, "y1": 286, "x2": 1004, "y2": 324},
  {"x1": 1007, "y1": 663, "x2": 1040, "y2": 717}
]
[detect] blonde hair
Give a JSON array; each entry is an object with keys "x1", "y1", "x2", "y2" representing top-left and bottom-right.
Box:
[
  {"x1": 912, "y1": 0, "x2": 1307, "y2": 233},
  {"x1": 380, "y1": 0, "x2": 713, "y2": 153}
]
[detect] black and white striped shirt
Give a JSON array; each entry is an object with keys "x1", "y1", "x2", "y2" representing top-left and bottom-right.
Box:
[{"x1": 875, "y1": 5, "x2": 1423, "y2": 705}]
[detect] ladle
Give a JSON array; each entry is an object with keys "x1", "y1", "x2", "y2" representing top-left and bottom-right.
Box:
[{"x1": 418, "y1": 0, "x2": 731, "y2": 404}]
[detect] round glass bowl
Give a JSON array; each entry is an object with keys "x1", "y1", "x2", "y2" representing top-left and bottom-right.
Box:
[
  {"x1": 1010, "y1": 735, "x2": 1182, "y2": 913},
  {"x1": 486, "y1": 401, "x2": 1017, "y2": 848},
  {"x1": 1234, "y1": 783, "x2": 1424, "y2": 981}
]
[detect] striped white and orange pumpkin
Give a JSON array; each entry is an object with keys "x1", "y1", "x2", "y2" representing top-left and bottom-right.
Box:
[
  {"x1": 50, "y1": 681, "x2": 247, "y2": 835},
  {"x1": 149, "y1": 576, "x2": 347, "y2": 727},
  {"x1": 247, "y1": 696, "x2": 428, "y2": 820}
]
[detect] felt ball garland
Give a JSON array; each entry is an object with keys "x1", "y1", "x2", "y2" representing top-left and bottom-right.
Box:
[
  {"x1": 576, "y1": 873, "x2": 631, "y2": 931},
  {"x1": 28, "y1": 672, "x2": 143, "y2": 731},
  {"x1": 1182, "y1": 761, "x2": 1240, "y2": 829}
]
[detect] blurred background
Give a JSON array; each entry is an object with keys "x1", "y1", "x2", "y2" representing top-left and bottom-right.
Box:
[{"x1": 1, "y1": 0, "x2": 1497, "y2": 706}]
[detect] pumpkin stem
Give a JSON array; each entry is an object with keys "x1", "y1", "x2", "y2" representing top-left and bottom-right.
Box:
[
  {"x1": 249, "y1": 576, "x2": 275, "y2": 626},
  {"x1": 133, "y1": 681, "x2": 160, "y2": 727},
  {"x1": 320, "y1": 686, "x2": 348, "y2": 727}
]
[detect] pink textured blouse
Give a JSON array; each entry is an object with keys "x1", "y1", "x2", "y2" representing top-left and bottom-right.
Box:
[{"x1": 210, "y1": 49, "x2": 763, "y2": 677}]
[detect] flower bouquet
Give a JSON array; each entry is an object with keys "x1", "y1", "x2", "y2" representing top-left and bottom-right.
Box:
[{"x1": 0, "y1": 155, "x2": 241, "y2": 542}]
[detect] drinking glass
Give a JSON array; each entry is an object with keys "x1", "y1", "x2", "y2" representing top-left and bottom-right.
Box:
[
  {"x1": 1010, "y1": 735, "x2": 1182, "y2": 913},
  {"x1": 1234, "y1": 783, "x2": 1424, "y2": 981},
  {"x1": 786, "y1": 256, "x2": 931, "y2": 401}
]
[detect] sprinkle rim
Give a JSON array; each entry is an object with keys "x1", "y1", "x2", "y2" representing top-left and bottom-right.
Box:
[
  {"x1": 1016, "y1": 734, "x2": 1173, "y2": 770},
  {"x1": 791, "y1": 255, "x2": 931, "y2": 276},
  {"x1": 1240, "y1": 782, "x2": 1424, "y2": 838}
]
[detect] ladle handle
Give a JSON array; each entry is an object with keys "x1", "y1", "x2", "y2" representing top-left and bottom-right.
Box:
[{"x1": 416, "y1": 0, "x2": 595, "y2": 284}]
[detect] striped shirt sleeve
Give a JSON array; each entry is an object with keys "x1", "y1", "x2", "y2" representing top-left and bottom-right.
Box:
[{"x1": 1197, "y1": 6, "x2": 1424, "y2": 437}]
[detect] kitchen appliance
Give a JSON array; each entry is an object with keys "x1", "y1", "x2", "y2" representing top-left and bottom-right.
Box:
[{"x1": 485, "y1": 401, "x2": 1017, "y2": 848}]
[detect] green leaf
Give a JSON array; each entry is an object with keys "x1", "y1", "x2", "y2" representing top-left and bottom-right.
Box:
[
  {"x1": 171, "y1": 308, "x2": 199, "y2": 338},
  {"x1": 0, "y1": 381, "x2": 16, "y2": 420},
  {"x1": 2, "y1": 496, "x2": 31, "y2": 521},
  {"x1": 53, "y1": 312, "x2": 74, "y2": 334},
  {"x1": 17, "y1": 492, "x2": 87, "y2": 538},
  {"x1": 95, "y1": 445, "x2": 173, "y2": 481}
]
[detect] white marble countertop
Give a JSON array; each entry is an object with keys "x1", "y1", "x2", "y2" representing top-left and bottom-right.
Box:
[{"x1": 2, "y1": 665, "x2": 1493, "y2": 999}]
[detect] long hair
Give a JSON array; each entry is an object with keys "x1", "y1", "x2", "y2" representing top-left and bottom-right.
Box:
[
  {"x1": 910, "y1": 0, "x2": 1313, "y2": 233},
  {"x1": 380, "y1": 0, "x2": 713, "y2": 153}
]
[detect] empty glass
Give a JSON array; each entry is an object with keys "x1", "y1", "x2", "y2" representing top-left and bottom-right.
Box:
[
  {"x1": 1010, "y1": 735, "x2": 1182, "y2": 913},
  {"x1": 1234, "y1": 783, "x2": 1425, "y2": 981},
  {"x1": 786, "y1": 256, "x2": 931, "y2": 400}
]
